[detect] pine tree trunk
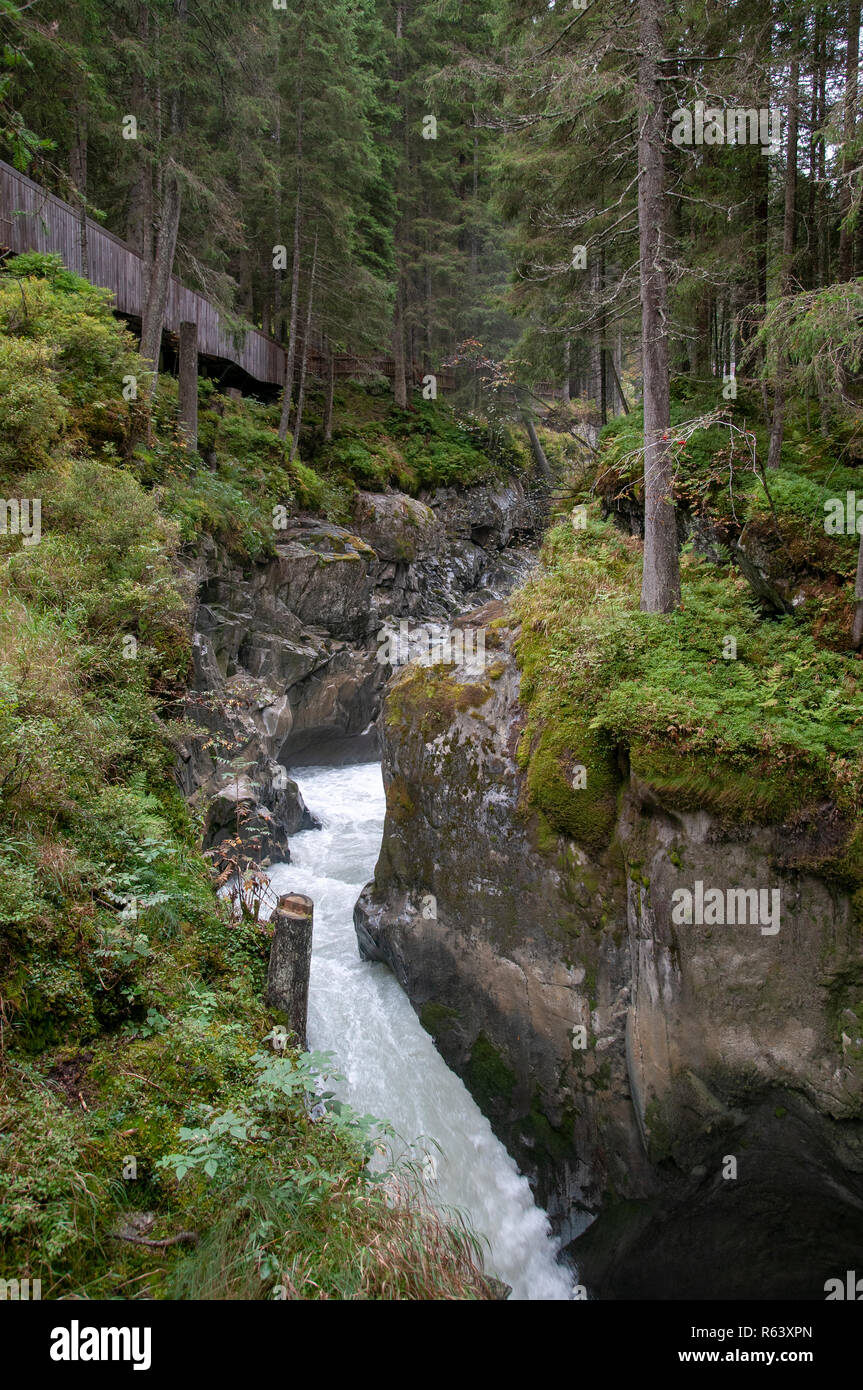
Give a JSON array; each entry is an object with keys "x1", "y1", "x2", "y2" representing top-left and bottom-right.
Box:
[
  {"x1": 392, "y1": 279, "x2": 408, "y2": 409},
  {"x1": 818, "y1": 30, "x2": 829, "y2": 284},
  {"x1": 139, "y1": 164, "x2": 181, "y2": 396},
  {"x1": 290, "y1": 232, "x2": 318, "y2": 461},
  {"x1": 323, "y1": 337, "x2": 335, "y2": 442},
  {"x1": 839, "y1": 0, "x2": 861, "y2": 280},
  {"x1": 391, "y1": 0, "x2": 409, "y2": 410},
  {"x1": 561, "y1": 339, "x2": 571, "y2": 405},
  {"x1": 523, "y1": 416, "x2": 551, "y2": 483},
  {"x1": 425, "y1": 252, "x2": 433, "y2": 373},
  {"x1": 693, "y1": 293, "x2": 711, "y2": 376},
  {"x1": 807, "y1": 9, "x2": 821, "y2": 286},
  {"x1": 768, "y1": 25, "x2": 800, "y2": 470},
  {"x1": 608, "y1": 349, "x2": 631, "y2": 415},
  {"x1": 70, "y1": 98, "x2": 88, "y2": 279},
  {"x1": 755, "y1": 23, "x2": 772, "y2": 310},
  {"x1": 588, "y1": 257, "x2": 602, "y2": 407},
  {"x1": 470, "y1": 129, "x2": 479, "y2": 283},
  {"x1": 127, "y1": 4, "x2": 153, "y2": 268},
  {"x1": 277, "y1": 71, "x2": 304, "y2": 442},
  {"x1": 817, "y1": 11, "x2": 833, "y2": 432},
  {"x1": 178, "y1": 320, "x2": 198, "y2": 451},
  {"x1": 138, "y1": 0, "x2": 186, "y2": 405},
  {"x1": 853, "y1": 525, "x2": 863, "y2": 647},
  {"x1": 638, "y1": 0, "x2": 679, "y2": 613},
  {"x1": 272, "y1": 108, "x2": 283, "y2": 342}
]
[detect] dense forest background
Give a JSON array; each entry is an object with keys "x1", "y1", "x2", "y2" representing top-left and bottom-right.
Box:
[{"x1": 1, "y1": 0, "x2": 860, "y2": 426}]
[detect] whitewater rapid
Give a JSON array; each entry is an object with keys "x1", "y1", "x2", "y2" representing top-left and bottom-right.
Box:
[{"x1": 267, "y1": 761, "x2": 573, "y2": 1301}]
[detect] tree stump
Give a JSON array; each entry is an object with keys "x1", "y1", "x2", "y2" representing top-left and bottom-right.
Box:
[{"x1": 265, "y1": 893, "x2": 314, "y2": 1049}]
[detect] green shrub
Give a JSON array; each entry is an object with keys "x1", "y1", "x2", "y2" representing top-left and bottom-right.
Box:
[{"x1": 0, "y1": 336, "x2": 67, "y2": 469}]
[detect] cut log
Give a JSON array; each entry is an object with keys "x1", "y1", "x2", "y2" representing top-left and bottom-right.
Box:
[{"x1": 265, "y1": 893, "x2": 314, "y2": 1048}]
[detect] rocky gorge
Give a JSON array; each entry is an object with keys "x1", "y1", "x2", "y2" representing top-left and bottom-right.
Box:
[
  {"x1": 173, "y1": 450, "x2": 863, "y2": 1303},
  {"x1": 174, "y1": 475, "x2": 544, "y2": 866}
]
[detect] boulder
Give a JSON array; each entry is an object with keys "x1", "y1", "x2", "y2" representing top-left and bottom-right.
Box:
[{"x1": 352, "y1": 491, "x2": 441, "y2": 564}]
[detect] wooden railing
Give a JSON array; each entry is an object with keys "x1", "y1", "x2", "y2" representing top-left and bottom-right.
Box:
[{"x1": 0, "y1": 158, "x2": 457, "y2": 394}]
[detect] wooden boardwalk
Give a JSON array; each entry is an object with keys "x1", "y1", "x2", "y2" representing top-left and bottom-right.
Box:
[
  {"x1": 0, "y1": 158, "x2": 286, "y2": 385},
  {"x1": 0, "y1": 158, "x2": 456, "y2": 392}
]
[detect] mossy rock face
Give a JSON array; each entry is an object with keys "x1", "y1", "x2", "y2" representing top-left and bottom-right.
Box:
[
  {"x1": 366, "y1": 556, "x2": 863, "y2": 1289},
  {"x1": 629, "y1": 742, "x2": 828, "y2": 826},
  {"x1": 351, "y1": 491, "x2": 439, "y2": 563},
  {"x1": 524, "y1": 717, "x2": 620, "y2": 854},
  {"x1": 386, "y1": 665, "x2": 492, "y2": 743},
  {"x1": 386, "y1": 775, "x2": 417, "y2": 825},
  {"x1": 518, "y1": 1095, "x2": 575, "y2": 1166}
]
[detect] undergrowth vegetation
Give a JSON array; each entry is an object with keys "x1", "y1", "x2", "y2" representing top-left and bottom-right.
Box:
[
  {"x1": 514, "y1": 507, "x2": 863, "y2": 907},
  {"x1": 595, "y1": 378, "x2": 863, "y2": 645}
]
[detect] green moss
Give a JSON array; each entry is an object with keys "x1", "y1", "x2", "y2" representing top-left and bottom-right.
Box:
[
  {"x1": 630, "y1": 743, "x2": 823, "y2": 824},
  {"x1": 643, "y1": 1097, "x2": 675, "y2": 1165},
  {"x1": 583, "y1": 965, "x2": 598, "y2": 1008},
  {"x1": 521, "y1": 711, "x2": 620, "y2": 854},
  {"x1": 420, "y1": 1001, "x2": 460, "y2": 1038},
  {"x1": 314, "y1": 395, "x2": 529, "y2": 495},
  {"x1": 518, "y1": 1096, "x2": 573, "y2": 1165},
  {"x1": 319, "y1": 551, "x2": 362, "y2": 565},
  {"x1": 386, "y1": 775, "x2": 417, "y2": 825},
  {"x1": 464, "y1": 1032, "x2": 516, "y2": 1114},
  {"x1": 511, "y1": 512, "x2": 863, "y2": 867},
  {"x1": 385, "y1": 666, "x2": 491, "y2": 742}
]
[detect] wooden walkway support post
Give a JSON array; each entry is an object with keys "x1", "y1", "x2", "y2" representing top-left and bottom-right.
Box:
[
  {"x1": 178, "y1": 320, "x2": 198, "y2": 451},
  {"x1": 265, "y1": 893, "x2": 314, "y2": 1049}
]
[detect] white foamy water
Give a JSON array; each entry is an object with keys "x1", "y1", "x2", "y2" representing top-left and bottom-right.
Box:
[{"x1": 267, "y1": 761, "x2": 573, "y2": 1301}]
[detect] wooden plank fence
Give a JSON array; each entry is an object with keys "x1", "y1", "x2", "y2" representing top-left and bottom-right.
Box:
[{"x1": 0, "y1": 158, "x2": 457, "y2": 394}]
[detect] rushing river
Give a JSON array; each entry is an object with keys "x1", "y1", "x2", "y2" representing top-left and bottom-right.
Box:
[{"x1": 267, "y1": 761, "x2": 573, "y2": 1301}]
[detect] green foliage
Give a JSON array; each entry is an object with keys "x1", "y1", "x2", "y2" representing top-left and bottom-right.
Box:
[
  {"x1": 0, "y1": 336, "x2": 67, "y2": 469},
  {"x1": 745, "y1": 279, "x2": 863, "y2": 404},
  {"x1": 289, "y1": 459, "x2": 354, "y2": 520},
  {"x1": 0, "y1": 256, "x2": 140, "y2": 443},
  {"x1": 317, "y1": 395, "x2": 526, "y2": 495}
]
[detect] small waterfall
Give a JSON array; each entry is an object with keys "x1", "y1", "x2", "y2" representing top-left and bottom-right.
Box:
[{"x1": 267, "y1": 761, "x2": 574, "y2": 1301}]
